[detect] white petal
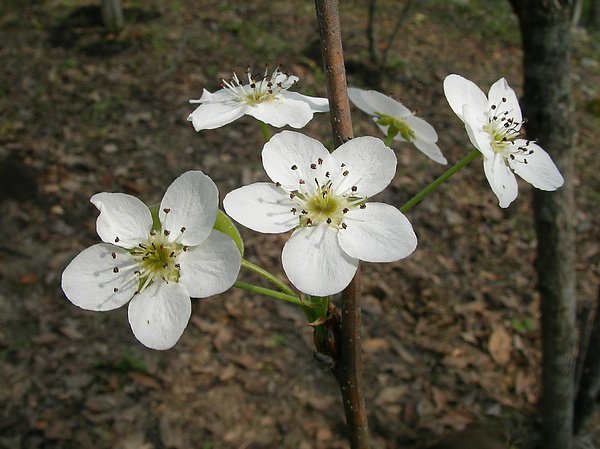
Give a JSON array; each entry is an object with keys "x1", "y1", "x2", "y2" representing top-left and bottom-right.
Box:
[
  {"x1": 187, "y1": 102, "x2": 247, "y2": 131},
  {"x1": 223, "y1": 182, "x2": 298, "y2": 233},
  {"x1": 128, "y1": 282, "x2": 191, "y2": 350},
  {"x1": 508, "y1": 140, "x2": 564, "y2": 191},
  {"x1": 61, "y1": 244, "x2": 138, "y2": 311},
  {"x1": 463, "y1": 104, "x2": 494, "y2": 158},
  {"x1": 91, "y1": 192, "x2": 152, "y2": 248},
  {"x1": 246, "y1": 97, "x2": 314, "y2": 128},
  {"x1": 347, "y1": 87, "x2": 411, "y2": 117},
  {"x1": 282, "y1": 224, "x2": 358, "y2": 296},
  {"x1": 412, "y1": 140, "x2": 448, "y2": 165},
  {"x1": 443, "y1": 74, "x2": 488, "y2": 122},
  {"x1": 160, "y1": 171, "x2": 218, "y2": 246},
  {"x1": 262, "y1": 131, "x2": 331, "y2": 193},
  {"x1": 483, "y1": 153, "x2": 519, "y2": 208},
  {"x1": 488, "y1": 78, "x2": 522, "y2": 125},
  {"x1": 402, "y1": 115, "x2": 438, "y2": 143},
  {"x1": 191, "y1": 88, "x2": 236, "y2": 104},
  {"x1": 338, "y1": 203, "x2": 417, "y2": 262},
  {"x1": 179, "y1": 230, "x2": 241, "y2": 298},
  {"x1": 330, "y1": 136, "x2": 397, "y2": 198},
  {"x1": 281, "y1": 91, "x2": 330, "y2": 113}
]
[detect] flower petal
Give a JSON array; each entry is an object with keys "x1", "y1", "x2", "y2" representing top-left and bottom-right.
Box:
[
  {"x1": 187, "y1": 102, "x2": 247, "y2": 131},
  {"x1": 160, "y1": 171, "x2": 218, "y2": 246},
  {"x1": 91, "y1": 192, "x2": 152, "y2": 248},
  {"x1": 61, "y1": 244, "x2": 137, "y2": 311},
  {"x1": 443, "y1": 74, "x2": 488, "y2": 122},
  {"x1": 245, "y1": 97, "x2": 314, "y2": 128},
  {"x1": 508, "y1": 140, "x2": 564, "y2": 191},
  {"x1": 463, "y1": 104, "x2": 494, "y2": 158},
  {"x1": 128, "y1": 282, "x2": 191, "y2": 350},
  {"x1": 483, "y1": 153, "x2": 519, "y2": 208},
  {"x1": 282, "y1": 91, "x2": 330, "y2": 113},
  {"x1": 413, "y1": 140, "x2": 448, "y2": 165},
  {"x1": 330, "y1": 136, "x2": 397, "y2": 198},
  {"x1": 262, "y1": 131, "x2": 331, "y2": 193},
  {"x1": 488, "y1": 78, "x2": 522, "y2": 125},
  {"x1": 223, "y1": 182, "x2": 297, "y2": 233},
  {"x1": 347, "y1": 87, "x2": 411, "y2": 117},
  {"x1": 191, "y1": 88, "x2": 236, "y2": 104},
  {"x1": 282, "y1": 224, "x2": 358, "y2": 296},
  {"x1": 179, "y1": 230, "x2": 241, "y2": 298},
  {"x1": 338, "y1": 203, "x2": 417, "y2": 262}
]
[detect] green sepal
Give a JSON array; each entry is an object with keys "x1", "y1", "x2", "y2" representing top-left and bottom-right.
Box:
[
  {"x1": 148, "y1": 203, "x2": 161, "y2": 233},
  {"x1": 214, "y1": 209, "x2": 244, "y2": 256}
]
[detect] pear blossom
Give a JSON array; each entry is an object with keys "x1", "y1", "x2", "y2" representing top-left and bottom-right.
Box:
[
  {"x1": 223, "y1": 131, "x2": 417, "y2": 296},
  {"x1": 443, "y1": 74, "x2": 564, "y2": 208},
  {"x1": 61, "y1": 171, "x2": 241, "y2": 350},
  {"x1": 347, "y1": 87, "x2": 447, "y2": 164},
  {"x1": 188, "y1": 67, "x2": 329, "y2": 131}
]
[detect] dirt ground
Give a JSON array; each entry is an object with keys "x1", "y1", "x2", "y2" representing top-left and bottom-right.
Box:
[{"x1": 1, "y1": 1, "x2": 599, "y2": 448}]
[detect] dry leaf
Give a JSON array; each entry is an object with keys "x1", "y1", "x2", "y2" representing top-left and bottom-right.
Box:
[{"x1": 489, "y1": 326, "x2": 512, "y2": 365}]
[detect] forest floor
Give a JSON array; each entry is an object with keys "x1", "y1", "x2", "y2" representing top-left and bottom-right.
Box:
[{"x1": 1, "y1": 1, "x2": 600, "y2": 448}]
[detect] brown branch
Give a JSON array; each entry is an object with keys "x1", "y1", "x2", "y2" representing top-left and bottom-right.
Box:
[{"x1": 313, "y1": 1, "x2": 370, "y2": 448}]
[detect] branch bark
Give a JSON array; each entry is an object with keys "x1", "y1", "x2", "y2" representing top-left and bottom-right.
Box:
[
  {"x1": 509, "y1": 1, "x2": 576, "y2": 448},
  {"x1": 314, "y1": 2, "x2": 370, "y2": 448}
]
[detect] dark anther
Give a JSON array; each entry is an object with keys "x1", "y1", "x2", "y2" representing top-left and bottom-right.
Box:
[
  {"x1": 164, "y1": 230, "x2": 171, "y2": 236},
  {"x1": 310, "y1": 163, "x2": 316, "y2": 169},
  {"x1": 113, "y1": 267, "x2": 119, "y2": 273},
  {"x1": 170, "y1": 251, "x2": 175, "y2": 258},
  {"x1": 150, "y1": 231, "x2": 156, "y2": 236},
  {"x1": 111, "y1": 252, "x2": 116, "y2": 259},
  {"x1": 275, "y1": 182, "x2": 281, "y2": 187},
  {"x1": 163, "y1": 208, "x2": 171, "y2": 213},
  {"x1": 175, "y1": 263, "x2": 181, "y2": 269},
  {"x1": 291, "y1": 165, "x2": 298, "y2": 170},
  {"x1": 299, "y1": 179, "x2": 305, "y2": 184},
  {"x1": 291, "y1": 208, "x2": 297, "y2": 214},
  {"x1": 510, "y1": 154, "x2": 515, "y2": 160},
  {"x1": 114, "y1": 237, "x2": 120, "y2": 243},
  {"x1": 302, "y1": 210, "x2": 308, "y2": 214},
  {"x1": 340, "y1": 163, "x2": 345, "y2": 167},
  {"x1": 351, "y1": 186, "x2": 358, "y2": 192},
  {"x1": 306, "y1": 218, "x2": 313, "y2": 225},
  {"x1": 134, "y1": 270, "x2": 141, "y2": 275},
  {"x1": 491, "y1": 105, "x2": 497, "y2": 110},
  {"x1": 342, "y1": 170, "x2": 349, "y2": 176},
  {"x1": 524, "y1": 159, "x2": 528, "y2": 164},
  {"x1": 360, "y1": 204, "x2": 366, "y2": 209},
  {"x1": 163, "y1": 263, "x2": 168, "y2": 268},
  {"x1": 317, "y1": 158, "x2": 323, "y2": 165},
  {"x1": 326, "y1": 218, "x2": 332, "y2": 224},
  {"x1": 343, "y1": 208, "x2": 349, "y2": 213},
  {"x1": 341, "y1": 223, "x2": 347, "y2": 229},
  {"x1": 325, "y1": 172, "x2": 330, "y2": 178},
  {"x1": 113, "y1": 287, "x2": 118, "y2": 293},
  {"x1": 183, "y1": 246, "x2": 189, "y2": 252},
  {"x1": 180, "y1": 226, "x2": 186, "y2": 233},
  {"x1": 502, "y1": 97, "x2": 507, "y2": 102}
]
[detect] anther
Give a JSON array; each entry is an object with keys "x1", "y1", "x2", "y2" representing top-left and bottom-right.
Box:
[
  {"x1": 317, "y1": 158, "x2": 323, "y2": 165},
  {"x1": 351, "y1": 186, "x2": 358, "y2": 192},
  {"x1": 175, "y1": 263, "x2": 181, "y2": 269},
  {"x1": 170, "y1": 251, "x2": 175, "y2": 257},
  {"x1": 325, "y1": 172, "x2": 330, "y2": 178},
  {"x1": 180, "y1": 226, "x2": 186, "y2": 233},
  {"x1": 183, "y1": 246, "x2": 189, "y2": 252},
  {"x1": 163, "y1": 263, "x2": 168, "y2": 269},
  {"x1": 306, "y1": 218, "x2": 313, "y2": 225},
  {"x1": 341, "y1": 223, "x2": 347, "y2": 229},
  {"x1": 291, "y1": 208, "x2": 297, "y2": 214},
  {"x1": 291, "y1": 165, "x2": 298, "y2": 170},
  {"x1": 326, "y1": 218, "x2": 332, "y2": 224},
  {"x1": 134, "y1": 270, "x2": 141, "y2": 275},
  {"x1": 360, "y1": 204, "x2": 366, "y2": 209},
  {"x1": 502, "y1": 97, "x2": 507, "y2": 102},
  {"x1": 113, "y1": 287, "x2": 119, "y2": 293},
  {"x1": 275, "y1": 182, "x2": 281, "y2": 187},
  {"x1": 343, "y1": 208, "x2": 349, "y2": 213},
  {"x1": 340, "y1": 163, "x2": 345, "y2": 167},
  {"x1": 114, "y1": 237, "x2": 120, "y2": 243},
  {"x1": 111, "y1": 252, "x2": 116, "y2": 259},
  {"x1": 310, "y1": 163, "x2": 316, "y2": 169},
  {"x1": 302, "y1": 210, "x2": 308, "y2": 214},
  {"x1": 163, "y1": 208, "x2": 171, "y2": 213},
  {"x1": 113, "y1": 267, "x2": 119, "y2": 273},
  {"x1": 342, "y1": 170, "x2": 349, "y2": 176},
  {"x1": 164, "y1": 230, "x2": 171, "y2": 236},
  {"x1": 299, "y1": 179, "x2": 305, "y2": 184}
]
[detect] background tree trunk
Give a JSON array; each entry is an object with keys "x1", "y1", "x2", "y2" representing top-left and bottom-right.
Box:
[
  {"x1": 590, "y1": 0, "x2": 600, "y2": 31},
  {"x1": 509, "y1": 1, "x2": 576, "y2": 449},
  {"x1": 102, "y1": 0, "x2": 124, "y2": 34}
]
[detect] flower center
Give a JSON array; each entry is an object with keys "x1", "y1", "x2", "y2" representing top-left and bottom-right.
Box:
[
  {"x1": 482, "y1": 97, "x2": 523, "y2": 155},
  {"x1": 375, "y1": 113, "x2": 415, "y2": 141},
  {"x1": 129, "y1": 233, "x2": 184, "y2": 290},
  {"x1": 222, "y1": 67, "x2": 296, "y2": 106}
]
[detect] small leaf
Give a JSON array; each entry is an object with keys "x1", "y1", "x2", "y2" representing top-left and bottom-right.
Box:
[{"x1": 214, "y1": 209, "x2": 244, "y2": 256}]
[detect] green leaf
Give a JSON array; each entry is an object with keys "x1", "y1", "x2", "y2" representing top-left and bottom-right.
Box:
[{"x1": 214, "y1": 209, "x2": 244, "y2": 256}]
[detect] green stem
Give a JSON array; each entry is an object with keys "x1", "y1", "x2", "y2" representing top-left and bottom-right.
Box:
[
  {"x1": 234, "y1": 281, "x2": 307, "y2": 307},
  {"x1": 241, "y1": 259, "x2": 295, "y2": 296},
  {"x1": 258, "y1": 121, "x2": 271, "y2": 142},
  {"x1": 400, "y1": 148, "x2": 480, "y2": 213},
  {"x1": 384, "y1": 127, "x2": 396, "y2": 146}
]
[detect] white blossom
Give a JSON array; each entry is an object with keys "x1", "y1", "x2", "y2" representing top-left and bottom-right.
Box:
[
  {"x1": 443, "y1": 74, "x2": 564, "y2": 208},
  {"x1": 347, "y1": 87, "x2": 447, "y2": 164},
  {"x1": 61, "y1": 171, "x2": 241, "y2": 350},
  {"x1": 188, "y1": 67, "x2": 329, "y2": 131},
  {"x1": 223, "y1": 131, "x2": 417, "y2": 296}
]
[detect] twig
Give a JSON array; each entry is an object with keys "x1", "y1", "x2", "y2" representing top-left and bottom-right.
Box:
[
  {"x1": 313, "y1": 2, "x2": 370, "y2": 448},
  {"x1": 367, "y1": 0, "x2": 415, "y2": 68}
]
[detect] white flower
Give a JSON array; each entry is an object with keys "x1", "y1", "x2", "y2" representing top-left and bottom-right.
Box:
[
  {"x1": 188, "y1": 67, "x2": 329, "y2": 131},
  {"x1": 347, "y1": 87, "x2": 447, "y2": 165},
  {"x1": 443, "y1": 74, "x2": 564, "y2": 208},
  {"x1": 223, "y1": 131, "x2": 417, "y2": 296},
  {"x1": 61, "y1": 171, "x2": 241, "y2": 350}
]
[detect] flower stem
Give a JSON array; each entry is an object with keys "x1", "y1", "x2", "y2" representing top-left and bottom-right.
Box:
[
  {"x1": 315, "y1": 1, "x2": 371, "y2": 448},
  {"x1": 241, "y1": 259, "x2": 295, "y2": 296},
  {"x1": 384, "y1": 128, "x2": 396, "y2": 147},
  {"x1": 400, "y1": 148, "x2": 480, "y2": 213},
  {"x1": 258, "y1": 121, "x2": 271, "y2": 142},
  {"x1": 234, "y1": 281, "x2": 307, "y2": 307}
]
